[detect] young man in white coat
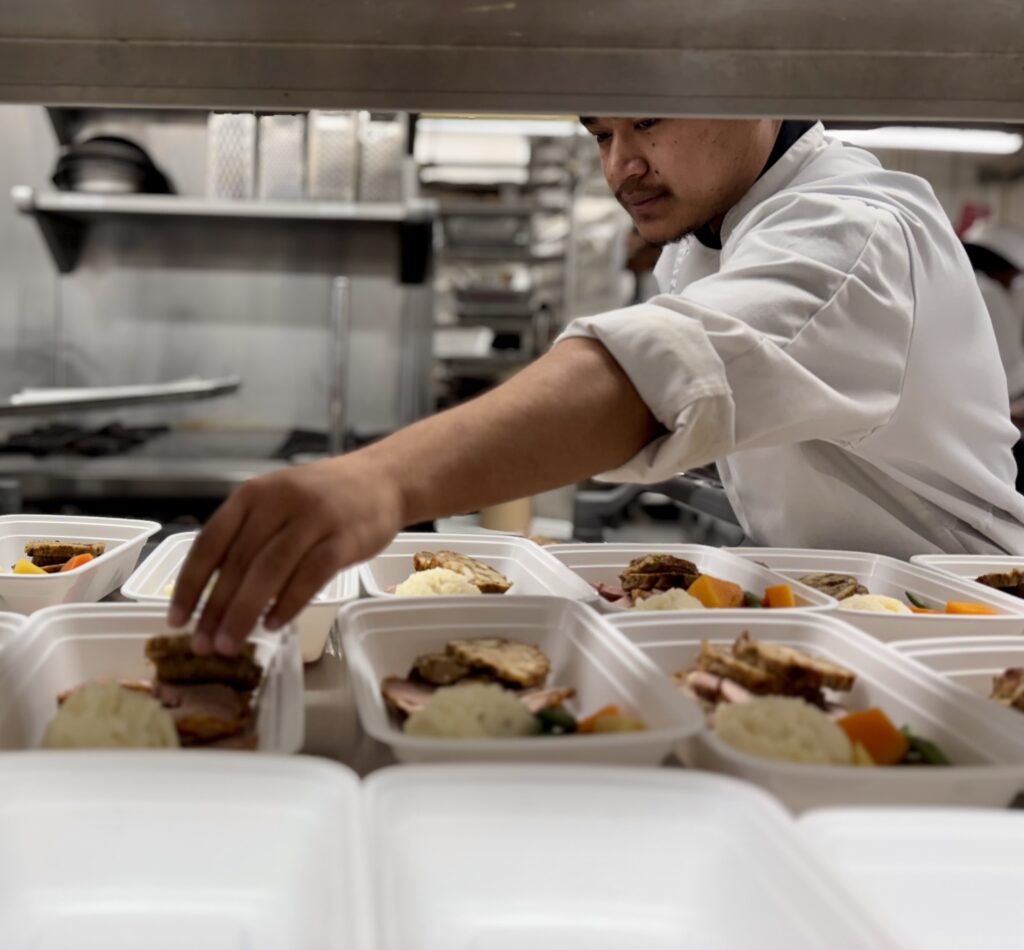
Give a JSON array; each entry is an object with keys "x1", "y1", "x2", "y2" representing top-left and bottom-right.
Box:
[{"x1": 171, "y1": 118, "x2": 1024, "y2": 655}]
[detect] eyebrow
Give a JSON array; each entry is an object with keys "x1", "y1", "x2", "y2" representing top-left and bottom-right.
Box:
[{"x1": 579, "y1": 117, "x2": 598, "y2": 129}]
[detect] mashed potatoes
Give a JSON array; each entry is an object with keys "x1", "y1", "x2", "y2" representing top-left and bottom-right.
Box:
[
  {"x1": 394, "y1": 567, "x2": 482, "y2": 597},
  {"x1": 714, "y1": 696, "x2": 853, "y2": 765},
  {"x1": 403, "y1": 682, "x2": 540, "y2": 738},
  {"x1": 839, "y1": 594, "x2": 912, "y2": 614},
  {"x1": 634, "y1": 588, "x2": 707, "y2": 611},
  {"x1": 41, "y1": 681, "x2": 180, "y2": 749}
]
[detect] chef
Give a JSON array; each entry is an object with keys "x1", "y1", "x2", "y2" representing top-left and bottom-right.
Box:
[{"x1": 171, "y1": 118, "x2": 1024, "y2": 654}]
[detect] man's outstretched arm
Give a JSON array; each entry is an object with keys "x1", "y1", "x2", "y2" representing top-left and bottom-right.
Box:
[{"x1": 169, "y1": 338, "x2": 662, "y2": 654}]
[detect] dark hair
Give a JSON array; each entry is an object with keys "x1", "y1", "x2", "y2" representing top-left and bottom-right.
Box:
[{"x1": 964, "y1": 242, "x2": 1017, "y2": 277}]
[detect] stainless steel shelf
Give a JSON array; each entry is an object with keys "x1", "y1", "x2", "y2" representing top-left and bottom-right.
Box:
[
  {"x1": 12, "y1": 187, "x2": 439, "y2": 274},
  {"x1": 0, "y1": 377, "x2": 241, "y2": 417},
  {"x1": 441, "y1": 246, "x2": 565, "y2": 264}
]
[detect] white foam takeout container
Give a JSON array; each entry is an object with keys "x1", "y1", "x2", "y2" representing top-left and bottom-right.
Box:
[
  {"x1": 546, "y1": 542, "x2": 836, "y2": 614},
  {"x1": 0, "y1": 514, "x2": 160, "y2": 614},
  {"x1": 609, "y1": 610, "x2": 1024, "y2": 811},
  {"x1": 359, "y1": 532, "x2": 597, "y2": 601},
  {"x1": 0, "y1": 603, "x2": 305, "y2": 753},
  {"x1": 341, "y1": 596, "x2": 703, "y2": 766},
  {"x1": 800, "y1": 807, "x2": 1024, "y2": 950},
  {"x1": 0, "y1": 752, "x2": 365, "y2": 950},
  {"x1": 891, "y1": 635, "x2": 1024, "y2": 718},
  {"x1": 910, "y1": 553, "x2": 1024, "y2": 605},
  {"x1": 365, "y1": 764, "x2": 898, "y2": 950},
  {"x1": 121, "y1": 530, "x2": 359, "y2": 663},
  {"x1": 727, "y1": 547, "x2": 1024, "y2": 641}
]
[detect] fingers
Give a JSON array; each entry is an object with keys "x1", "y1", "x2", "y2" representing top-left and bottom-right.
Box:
[
  {"x1": 264, "y1": 537, "x2": 348, "y2": 631},
  {"x1": 168, "y1": 495, "x2": 248, "y2": 631},
  {"x1": 195, "y1": 511, "x2": 322, "y2": 655}
]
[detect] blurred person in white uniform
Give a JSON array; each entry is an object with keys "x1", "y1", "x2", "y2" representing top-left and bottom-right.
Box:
[
  {"x1": 962, "y1": 222, "x2": 1024, "y2": 401},
  {"x1": 171, "y1": 119, "x2": 1024, "y2": 655}
]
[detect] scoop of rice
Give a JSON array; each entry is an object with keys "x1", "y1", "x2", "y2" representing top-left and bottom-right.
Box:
[
  {"x1": 394, "y1": 567, "x2": 482, "y2": 597},
  {"x1": 839, "y1": 594, "x2": 912, "y2": 614},
  {"x1": 403, "y1": 682, "x2": 540, "y2": 738},
  {"x1": 714, "y1": 696, "x2": 853, "y2": 765},
  {"x1": 41, "y1": 681, "x2": 180, "y2": 749},
  {"x1": 634, "y1": 588, "x2": 707, "y2": 611}
]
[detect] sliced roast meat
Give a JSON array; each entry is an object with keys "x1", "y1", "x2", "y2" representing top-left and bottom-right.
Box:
[
  {"x1": 593, "y1": 582, "x2": 627, "y2": 603},
  {"x1": 519, "y1": 685, "x2": 576, "y2": 713},
  {"x1": 411, "y1": 653, "x2": 470, "y2": 686},
  {"x1": 152, "y1": 681, "x2": 252, "y2": 745},
  {"x1": 797, "y1": 573, "x2": 869, "y2": 601},
  {"x1": 381, "y1": 675, "x2": 435, "y2": 716}
]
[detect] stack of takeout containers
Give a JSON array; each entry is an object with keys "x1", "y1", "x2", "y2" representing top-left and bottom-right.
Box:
[
  {"x1": 0, "y1": 757, "x2": 900, "y2": 949},
  {"x1": 122, "y1": 531, "x2": 360, "y2": 663}
]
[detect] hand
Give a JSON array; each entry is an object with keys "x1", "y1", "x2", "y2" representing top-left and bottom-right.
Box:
[{"x1": 168, "y1": 454, "x2": 404, "y2": 656}]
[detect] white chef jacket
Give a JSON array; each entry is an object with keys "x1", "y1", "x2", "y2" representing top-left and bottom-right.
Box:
[
  {"x1": 560, "y1": 122, "x2": 1024, "y2": 557},
  {"x1": 976, "y1": 271, "x2": 1024, "y2": 399}
]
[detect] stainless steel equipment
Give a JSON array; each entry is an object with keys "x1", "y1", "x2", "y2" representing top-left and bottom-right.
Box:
[{"x1": 0, "y1": 2, "x2": 1021, "y2": 119}]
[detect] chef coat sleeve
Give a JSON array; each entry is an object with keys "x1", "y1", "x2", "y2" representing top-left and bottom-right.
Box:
[{"x1": 557, "y1": 192, "x2": 914, "y2": 483}]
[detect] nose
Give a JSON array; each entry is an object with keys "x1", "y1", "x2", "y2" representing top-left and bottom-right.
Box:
[{"x1": 604, "y1": 137, "x2": 649, "y2": 189}]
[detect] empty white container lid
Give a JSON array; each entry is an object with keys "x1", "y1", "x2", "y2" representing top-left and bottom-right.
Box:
[
  {"x1": 0, "y1": 752, "x2": 366, "y2": 949},
  {"x1": 800, "y1": 807, "x2": 1024, "y2": 950},
  {"x1": 364, "y1": 764, "x2": 897, "y2": 950}
]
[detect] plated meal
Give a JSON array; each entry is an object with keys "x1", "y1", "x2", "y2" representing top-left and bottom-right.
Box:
[
  {"x1": 392, "y1": 550, "x2": 514, "y2": 596},
  {"x1": 381, "y1": 636, "x2": 645, "y2": 738},
  {"x1": 798, "y1": 572, "x2": 998, "y2": 615},
  {"x1": 592, "y1": 553, "x2": 798, "y2": 610},
  {"x1": 992, "y1": 667, "x2": 1024, "y2": 713},
  {"x1": 675, "y1": 632, "x2": 950, "y2": 767},
  {"x1": 41, "y1": 634, "x2": 265, "y2": 750},
  {"x1": 9, "y1": 539, "x2": 106, "y2": 575}
]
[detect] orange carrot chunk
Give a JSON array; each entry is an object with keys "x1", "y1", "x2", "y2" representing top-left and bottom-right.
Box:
[
  {"x1": 837, "y1": 708, "x2": 909, "y2": 766},
  {"x1": 909, "y1": 606, "x2": 942, "y2": 614},
  {"x1": 763, "y1": 584, "x2": 797, "y2": 609},
  {"x1": 60, "y1": 553, "x2": 95, "y2": 573},
  {"x1": 944, "y1": 601, "x2": 999, "y2": 616},
  {"x1": 687, "y1": 574, "x2": 745, "y2": 609},
  {"x1": 577, "y1": 705, "x2": 620, "y2": 734}
]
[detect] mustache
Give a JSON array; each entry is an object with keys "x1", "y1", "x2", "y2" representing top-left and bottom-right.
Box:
[{"x1": 615, "y1": 184, "x2": 670, "y2": 205}]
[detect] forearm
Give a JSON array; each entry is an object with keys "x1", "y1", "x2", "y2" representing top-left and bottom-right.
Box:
[{"x1": 360, "y1": 338, "x2": 662, "y2": 526}]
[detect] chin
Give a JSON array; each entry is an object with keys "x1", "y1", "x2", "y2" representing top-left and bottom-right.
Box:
[{"x1": 636, "y1": 222, "x2": 688, "y2": 248}]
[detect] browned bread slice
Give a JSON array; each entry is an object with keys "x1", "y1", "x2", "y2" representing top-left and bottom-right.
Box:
[
  {"x1": 620, "y1": 554, "x2": 699, "y2": 592},
  {"x1": 25, "y1": 540, "x2": 107, "y2": 561},
  {"x1": 145, "y1": 634, "x2": 262, "y2": 691},
  {"x1": 413, "y1": 550, "x2": 513, "y2": 593},
  {"x1": 446, "y1": 637, "x2": 549, "y2": 688},
  {"x1": 732, "y1": 632, "x2": 856, "y2": 692},
  {"x1": 694, "y1": 641, "x2": 778, "y2": 693}
]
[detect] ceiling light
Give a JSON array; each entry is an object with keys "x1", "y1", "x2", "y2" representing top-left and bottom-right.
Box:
[{"x1": 827, "y1": 126, "x2": 1023, "y2": 155}]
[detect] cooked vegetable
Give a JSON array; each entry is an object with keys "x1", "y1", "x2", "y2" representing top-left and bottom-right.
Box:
[
  {"x1": 577, "y1": 704, "x2": 620, "y2": 734},
  {"x1": 743, "y1": 591, "x2": 764, "y2": 608},
  {"x1": 591, "y1": 713, "x2": 646, "y2": 733},
  {"x1": 900, "y1": 727, "x2": 952, "y2": 766},
  {"x1": 60, "y1": 553, "x2": 95, "y2": 572},
  {"x1": 535, "y1": 706, "x2": 577, "y2": 735},
  {"x1": 763, "y1": 584, "x2": 797, "y2": 609},
  {"x1": 687, "y1": 574, "x2": 744, "y2": 609},
  {"x1": 13, "y1": 559, "x2": 47, "y2": 575},
  {"x1": 836, "y1": 707, "x2": 909, "y2": 766},
  {"x1": 909, "y1": 606, "x2": 941, "y2": 615},
  {"x1": 905, "y1": 591, "x2": 935, "y2": 611},
  {"x1": 944, "y1": 601, "x2": 999, "y2": 616}
]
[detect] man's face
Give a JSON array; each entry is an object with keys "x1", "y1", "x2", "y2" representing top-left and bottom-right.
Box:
[{"x1": 580, "y1": 118, "x2": 780, "y2": 245}]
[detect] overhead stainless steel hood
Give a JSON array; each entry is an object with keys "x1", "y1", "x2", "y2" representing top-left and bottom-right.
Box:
[{"x1": 0, "y1": 1, "x2": 1022, "y2": 120}]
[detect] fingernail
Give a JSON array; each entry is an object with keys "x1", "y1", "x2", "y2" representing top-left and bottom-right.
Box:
[
  {"x1": 192, "y1": 630, "x2": 212, "y2": 655},
  {"x1": 168, "y1": 606, "x2": 185, "y2": 627},
  {"x1": 214, "y1": 631, "x2": 238, "y2": 656}
]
